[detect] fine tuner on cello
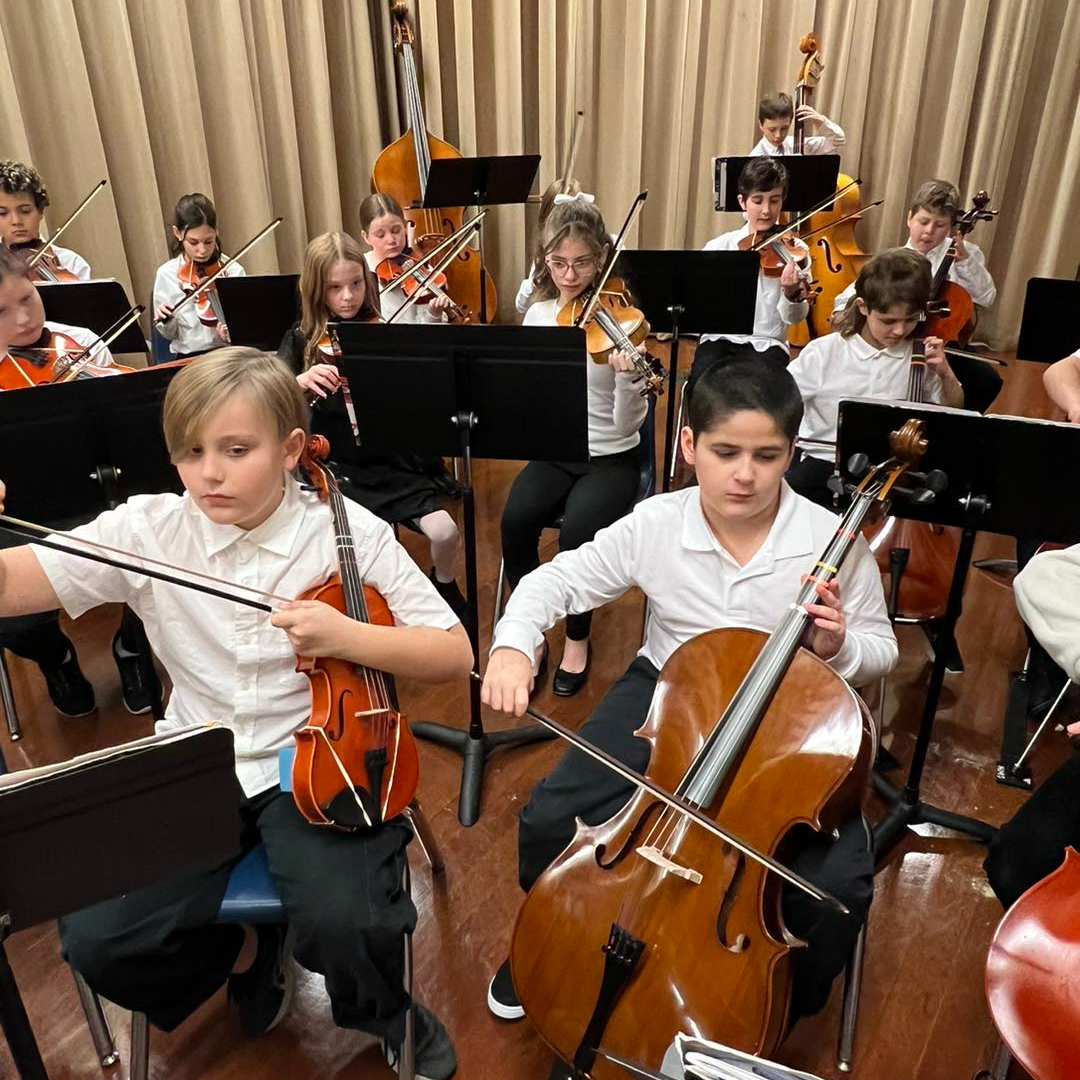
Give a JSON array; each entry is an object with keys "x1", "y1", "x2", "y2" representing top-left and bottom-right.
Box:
[{"x1": 509, "y1": 421, "x2": 941, "y2": 1077}]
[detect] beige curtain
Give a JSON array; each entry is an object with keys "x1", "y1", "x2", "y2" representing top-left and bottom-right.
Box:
[{"x1": 0, "y1": 0, "x2": 1076, "y2": 348}]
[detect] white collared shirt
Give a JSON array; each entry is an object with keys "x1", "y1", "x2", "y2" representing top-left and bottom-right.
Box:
[
  {"x1": 153, "y1": 254, "x2": 246, "y2": 357},
  {"x1": 49, "y1": 244, "x2": 91, "y2": 281},
  {"x1": 523, "y1": 298, "x2": 646, "y2": 456},
  {"x1": 788, "y1": 330, "x2": 944, "y2": 459},
  {"x1": 749, "y1": 117, "x2": 846, "y2": 157},
  {"x1": 43, "y1": 320, "x2": 115, "y2": 368},
  {"x1": 491, "y1": 484, "x2": 896, "y2": 688},
  {"x1": 832, "y1": 236, "x2": 996, "y2": 317},
  {"x1": 33, "y1": 479, "x2": 459, "y2": 796},
  {"x1": 700, "y1": 224, "x2": 809, "y2": 354}
]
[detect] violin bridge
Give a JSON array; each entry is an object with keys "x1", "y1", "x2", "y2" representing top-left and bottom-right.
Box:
[{"x1": 635, "y1": 845, "x2": 703, "y2": 884}]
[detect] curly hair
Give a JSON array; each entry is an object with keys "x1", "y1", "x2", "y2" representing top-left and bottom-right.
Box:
[{"x1": 0, "y1": 161, "x2": 48, "y2": 211}]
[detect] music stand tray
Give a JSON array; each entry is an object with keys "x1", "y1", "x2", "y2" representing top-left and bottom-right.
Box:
[
  {"x1": 713, "y1": 155, "x2": 840, "y2": 213},
  {"x1": 217, "y1": 274, "x2": 300, "y2": 352},
  {"x1": 37, "y1": 280, "x2": 147, "y2": 356},
  {"x1": 335, "y1": 322, "x2": 589, "y2": 826}
]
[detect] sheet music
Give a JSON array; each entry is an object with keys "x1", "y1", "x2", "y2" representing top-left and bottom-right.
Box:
[
  {"x1": 0, "y1": 723, "x2": 223, "y2": 791},
  {"x1": 676, "y1": 1034, "x2": 825, "y2": 1080}
]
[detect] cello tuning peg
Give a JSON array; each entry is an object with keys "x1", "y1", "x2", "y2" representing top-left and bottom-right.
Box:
[
  {"x1": 908, "y1": 487, "x2": 937, "y2": 506},
  {"x1": 845, "y1": 452, "x2": 871, "y2": 479},
  {"x1": 922, "y1": 469, "x2": 948, "y2": 494}
]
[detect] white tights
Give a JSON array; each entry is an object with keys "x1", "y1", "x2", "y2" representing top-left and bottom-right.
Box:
[{"x1": 417, "y1": 510, "x2": 459, "y2": 581}]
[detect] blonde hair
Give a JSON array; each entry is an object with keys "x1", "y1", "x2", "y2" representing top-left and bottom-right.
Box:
[
  {"x1": 162, "y1": 347, "x2": 308, "y2": 462},
  {"x1": 299, "y1": 232, "x2": 380, "y2": 370},
  {"x1": 530, "y1": 200, "x2": 610, "y2": 302}
]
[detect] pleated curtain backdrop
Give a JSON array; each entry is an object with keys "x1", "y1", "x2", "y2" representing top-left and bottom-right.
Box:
[{"x1": 0, "y1": 0, "x2": 1076, "y2": 349}]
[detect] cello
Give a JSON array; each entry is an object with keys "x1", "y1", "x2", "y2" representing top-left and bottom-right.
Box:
[
  {"x1": 510, "y1": 423, "x2": 933, "y2": 1076},
  {"x1": 290, "y1": 436, "x2": 419, "y2": 831},
  {"x1": 984, "y1": 848, "x2": 1080, "y2": 1080},
  {"x1": 372, "y1": 1, "x2": 497, "y2": 322}
]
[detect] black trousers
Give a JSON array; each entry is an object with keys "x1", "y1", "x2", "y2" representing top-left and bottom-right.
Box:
[
  {"x1": 784, "y1": 453, "x2": 836, "y2": 509},
  {"x1": 984, "y1": 753, "x2": 1080, "y2": 910},
  {"x1": 501, "y1": 449, "x2": 639, "y2": 641},
  {"x1": 59, "y1": 786, "x2": 415, "y2": 1042},
  {"x1": 518, "y1": 658, "x2": 874, "y2": 1023},
  {"x1": 687, "y1": 339, "x2": 790, "y2": 401}
]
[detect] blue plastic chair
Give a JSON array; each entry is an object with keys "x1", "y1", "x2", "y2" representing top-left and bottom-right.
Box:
[{"x1": 75, "y1": 801, "x2": 442, "y2": 1079}]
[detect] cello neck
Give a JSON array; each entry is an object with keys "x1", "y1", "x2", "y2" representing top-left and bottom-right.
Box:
[
  {"x1": 907, "y1": 334, "x2": 927, "y2": 403},
  {"x1": 678, "y1": 484, "x2": 881, "y2": 808}
]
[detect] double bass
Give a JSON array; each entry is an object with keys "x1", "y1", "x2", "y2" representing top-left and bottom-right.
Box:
[
  {"x1": 510, "y1": 423, "x2": 934, "y2": 1075},
  {"x1": 372, "y1": 1, "x2": 496, "y2": 322},
  {"x1": 786, "y1": 34, "x2": 873, "y2": 343}
]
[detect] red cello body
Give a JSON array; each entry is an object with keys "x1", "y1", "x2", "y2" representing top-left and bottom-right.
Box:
[{"x1": 986, "y1": 848, "x2": 1080, "y2": 1080}]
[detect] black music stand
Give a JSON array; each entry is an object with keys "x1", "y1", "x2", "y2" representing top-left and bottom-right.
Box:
[
  {"x1": 837, "y1": 400, "x2": 1080, "y2": 853},
  {"x1": 217, "y1": 274, "x2": 300, "y2": 352},
  {"x1": 421, "y1": 155, "x2": 541, "y2": 324},
  {"x1": 0, "y1": 726, "x2": 241, "y2": 1080},
  {"x1": 335, "y1": 322, "x2": 588, "y2": 826},
  {"x1": 714, "y1": 155, "x2": 840, "y2": 213},
  {"x1": 614, "y1": 250, "x2": 758, "y2": 490},
  {"x1": 1015, "y1": 277, "x2": 1080, "y2": 362},
  {"x1": 0, "y1": 366, "x2": 184, "y2": 722},
  {"x1": 36, "y1": 281, "x2": 147, "y2": 356}
]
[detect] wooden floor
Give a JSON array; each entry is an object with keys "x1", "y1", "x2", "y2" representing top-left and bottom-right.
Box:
[{"x1": 0, "y1": 349, "x2": 1063, "y2": 1080}]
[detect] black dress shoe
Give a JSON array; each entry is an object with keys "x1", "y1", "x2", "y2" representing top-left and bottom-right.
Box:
[{"x1": 553, "y1": 646, "x2": 591, "y2": 697}]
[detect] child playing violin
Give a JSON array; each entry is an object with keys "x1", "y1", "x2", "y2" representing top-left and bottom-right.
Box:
[
  {"x1": 786, "y1": 248, "x2": 962, "y2": 506},
  {"x1": 0, "y1": 347, "x2": 470, "y2": 1079},
  {"x1": 153, "y1": 193, "x2": 245, "y2": 358},
  {"x1": 278, "y1": 232, "x2": 467, "y2": 619},
  {"x1": 0, "y1": 160, "x2": 92, "y2": 280},
  {"x1": 0, "y1": 243, "x2": 155, "y2": 716},
  {"x1": 358, "y1": 193, "x2": 456, "y2": 324},
  {"x1": 482, "y1": 359, "x2": 896, "y2": 1044},
  {"x1": 831, "y1": 179, "x2": 997, "y2": 319},
  {"x1": 691, "y1": 158, "x2": 810, "y2": 389},
  {"x1": 749, "y1": 92, "x2": 845, "y2": 157},
  {"x1": 500, "y1": 199, "x2": 648, "y2": 697}
]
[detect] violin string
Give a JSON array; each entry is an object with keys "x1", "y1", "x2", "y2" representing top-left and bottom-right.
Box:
[{"x1": 0, "y1": 514, "x2": 293, "y2": 606}]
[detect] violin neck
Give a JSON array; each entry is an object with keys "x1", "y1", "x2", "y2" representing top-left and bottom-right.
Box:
[{"x1": 679, "y1": 488, "x2": 877, "y2": 809}]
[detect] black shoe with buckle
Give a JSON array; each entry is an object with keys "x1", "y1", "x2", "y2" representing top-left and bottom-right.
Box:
[
  {"x1": 41, "y1": 649, "x2": 96, "y2": 717},
  {"x1": 112, "y1": 632, "x2": 162, "y2": 715},
  {"x1": 228, "y1": 924, "x2": 296, "y2": 1037},
  {"x1": 486, "y1": 958, "x2": 524, "y2": 1020},
  {"x1": 383, "y1": 1002, "x2": 457, "y2": 1080}
]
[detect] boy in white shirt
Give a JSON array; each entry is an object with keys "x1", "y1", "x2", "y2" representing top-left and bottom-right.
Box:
[
  {"x1": 831, "y1": 179, "x2": 997, "y2": 319},
  {"x1": 749, "y1": 92, "x2": 845, "y2": 157},
  {"x1": 786, "y1": 248, "x2": 961, "y2": 506},
  {"x1": 0, "y1": 348, "x2": 471, "y2": 1080},
  {"x1": 1042, "y1": 348, "x2": 1080, "y2": 423},
  {"x1": 482, "y1": 358, "x2": 896, "y2": 1040},
  {"x1": 691, "y1": 158, "x2": 810, "y2": 390},
  {"x1": 0, "y1": 159, "x2": 92, "y2": 280}
]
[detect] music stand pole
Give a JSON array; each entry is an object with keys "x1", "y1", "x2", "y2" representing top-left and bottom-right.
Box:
[{"x1": 410, "y1": 411, "x2": 555, "y2": 825}]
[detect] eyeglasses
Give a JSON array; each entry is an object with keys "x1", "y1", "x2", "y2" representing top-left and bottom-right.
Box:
[{"x1": 545, "y1": 255, "x2": 599, "y2": 274}]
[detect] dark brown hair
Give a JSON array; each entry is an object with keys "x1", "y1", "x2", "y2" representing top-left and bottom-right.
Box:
[
  {"x1": 529, "y1": 200, "x2": 610, "y2": 303},
  {"x1": 758, "y1": 93, "x2": 794, "y2": 123},
  {"x1": 0, "y1": 161, "x2": 48, "y2": 211},
  {"x1": 834, "y1": 248, "x2": 931, "y2": 337},
  {"x1": 358, "y1": 193, "x2": 406, "y2": 234},
  {"x1": 908, "y1": 180, "x2": 961, "y2": 222},
  {"x1": 738, "y1": 157, "x2": 789, "y2": 199}
]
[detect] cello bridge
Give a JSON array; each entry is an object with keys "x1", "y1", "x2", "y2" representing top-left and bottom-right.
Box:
[{"x1": 635, "y1": 845, "x2": 703, "y2": 884}]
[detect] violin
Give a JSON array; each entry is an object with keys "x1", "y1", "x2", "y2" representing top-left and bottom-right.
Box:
[
  {"x1": 924, "y1": 191, "x2": 999, "y2": 344},
  {"x1": 372, "y1": 2, "x2": 497, "y2": 322},
  {"x1": 985, "y1": 848, "x2": 1080, "y2": 1080},
  {"x1": 375, "y1": 250, "x2": 470, "y2": 322},
  {"x1": 510, "y1": 422, "x2": 934, "y2": 1075},
  {"x1": 290, "y1": 435, "x2": 419, "y2": 831},
  {"x1": 0, "y1": 329, "x2": 130, "y2": 392},
  {"x1": 177, "y1": 255, "x2": 228, "y2": 329},
  {"x1": 15, "y1": 240, "x2": 80, "y2": 284},
  {"x1": 557, "y1": 192, "x2": 666, "y2": 398},
  {"x1": 738, "y1": 224, "x2": 811, "y2": 281}
]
